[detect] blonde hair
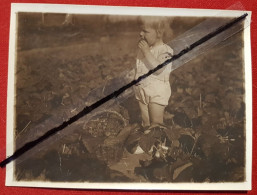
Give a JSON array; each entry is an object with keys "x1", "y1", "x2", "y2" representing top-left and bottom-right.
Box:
[{"x1": 140, "y1": 16, "x2": 173, "y2": 42}]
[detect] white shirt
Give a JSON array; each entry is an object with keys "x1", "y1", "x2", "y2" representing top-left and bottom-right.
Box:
[{"x1": 135, "y1": 43, "x2": 173, "y2": 85}]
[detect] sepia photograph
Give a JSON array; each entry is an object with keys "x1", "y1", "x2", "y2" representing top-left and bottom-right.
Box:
[{"x1": 5, "y1": 4, "x2": 252, "y2": 190}]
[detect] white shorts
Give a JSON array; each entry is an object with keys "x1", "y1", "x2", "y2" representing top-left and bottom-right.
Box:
[{"x1": 134, "y1": 78, "x2": 171, "y2": 106}]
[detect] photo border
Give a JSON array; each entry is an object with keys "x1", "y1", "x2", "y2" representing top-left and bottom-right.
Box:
[{"x1": 5, "y1": 3, "x2": 252, "y2": 190}]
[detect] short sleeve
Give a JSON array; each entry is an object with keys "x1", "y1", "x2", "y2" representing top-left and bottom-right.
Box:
[{"x1": 157, "y1": 45, "x2": 173, "y2": 63}]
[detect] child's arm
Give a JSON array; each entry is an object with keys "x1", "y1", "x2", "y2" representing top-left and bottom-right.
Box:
[{"x1": 138, "y1": 40, "x2": 171, "y2": 75}]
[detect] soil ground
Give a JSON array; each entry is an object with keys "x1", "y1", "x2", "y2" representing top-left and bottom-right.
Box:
[{"x1": 14, "y1": 13, "x2": 246, "y2": 183}]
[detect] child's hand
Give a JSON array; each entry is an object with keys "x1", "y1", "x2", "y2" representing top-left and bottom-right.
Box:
[{"x1": 138, "y1": 40, "x2": 150, "y2": 54}]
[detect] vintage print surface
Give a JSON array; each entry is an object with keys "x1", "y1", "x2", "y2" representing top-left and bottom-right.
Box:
[{"x1": 5, "y1": 3, "x2": 252, "y2": 190}]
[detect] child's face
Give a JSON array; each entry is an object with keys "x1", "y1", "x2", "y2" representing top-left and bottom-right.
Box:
[{"x1": 140, "y1": 24, "x2": 160, "y2": 47}]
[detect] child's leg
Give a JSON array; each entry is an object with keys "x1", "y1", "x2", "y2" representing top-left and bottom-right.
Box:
[
  {"x1": 138, "y1": 101, "x2": 150, "y2": 127},
  {"x1": 149, "y1": 103, "x2": 165, "y2": 125}
]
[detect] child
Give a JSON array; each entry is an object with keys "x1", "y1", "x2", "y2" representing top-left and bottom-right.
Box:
[{"x1": 134, "y1": 17, "x2": 173, "y2": 129}]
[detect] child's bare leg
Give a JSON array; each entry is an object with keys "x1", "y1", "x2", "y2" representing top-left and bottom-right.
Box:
[
  {"x1": 138, "y1": 101, "x2": 150, "y2": 127},
  {"x1": 149, "y1": 103, "x2": 165, "y2": 125}
]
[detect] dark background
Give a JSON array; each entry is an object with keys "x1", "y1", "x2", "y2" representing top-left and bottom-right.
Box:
[{"x1": 13, "y1": 12, "x2": 245, "y2": 183}]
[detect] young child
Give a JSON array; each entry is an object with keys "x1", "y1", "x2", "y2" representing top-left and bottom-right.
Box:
[{"x1": 134, "y1": 18, "x2": 173, "y2": 129}]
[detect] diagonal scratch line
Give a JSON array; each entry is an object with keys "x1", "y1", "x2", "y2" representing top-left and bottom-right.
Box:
[{"x1": 0, "y1": 13, "x2": 248, "y2": 168}]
